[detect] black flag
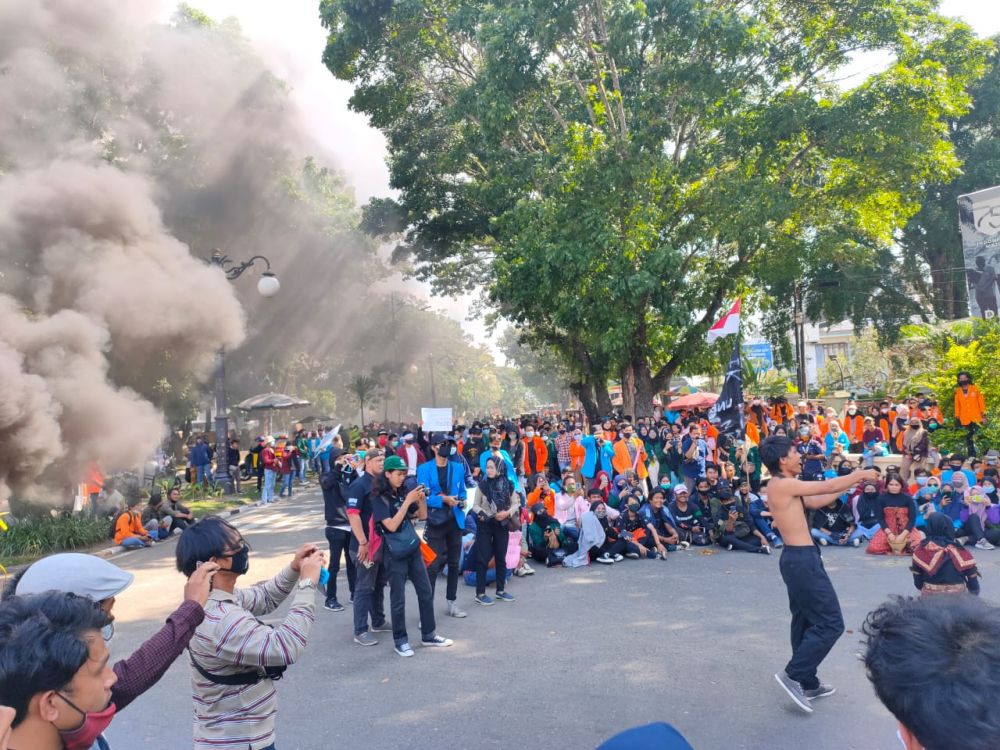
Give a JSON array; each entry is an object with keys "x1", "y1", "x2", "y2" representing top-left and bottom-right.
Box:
[{"x1": 708, "y1": 339, "x2": 744, "y2": 440}]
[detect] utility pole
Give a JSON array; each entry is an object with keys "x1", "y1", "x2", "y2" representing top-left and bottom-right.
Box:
[{"x1": 793, "y1": 283, "x2": 807, "y2": 398}]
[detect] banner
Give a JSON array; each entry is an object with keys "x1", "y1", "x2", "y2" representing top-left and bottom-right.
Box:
[
  {"x1": 708, "y1": 340, "x2": 744, "y2": 440},
  {"x1": 421, "y1": 407, "x2": 454, "y2": 433},
  {"x1": 958, "y1": 185, "x2": 1000, "y2": 319},
  {"x1": 741, "y1": 342, "x2": 774, "y2": 373}
]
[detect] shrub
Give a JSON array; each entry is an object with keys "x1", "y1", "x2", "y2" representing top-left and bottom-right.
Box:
[{"x1": 0, "y1": 514, "x2": 111, "y2": 559}]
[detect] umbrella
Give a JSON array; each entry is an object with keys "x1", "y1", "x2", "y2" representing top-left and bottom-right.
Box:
[
  {"x1": 236, "y1": 393, "x2": 311, "y2": 411},
  {"x1": 297, "y1": 414, "x2": 334, "y2": 423},
  {"x1": 669, "y1": 392, "x2": 718, "y2": 410}
]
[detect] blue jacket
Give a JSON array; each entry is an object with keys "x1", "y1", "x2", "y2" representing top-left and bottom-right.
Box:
[
  {"x1": 417, "y1": 458, "x2": 467, "y2": 529},
  {"x1": 581, "y1": 436, "x2": 615, "y2": 479},
  {"x1": 189, "y1": 443, "x2": 211, "y2": 467}
]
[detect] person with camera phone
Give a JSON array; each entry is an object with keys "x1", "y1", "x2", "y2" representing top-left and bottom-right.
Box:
[{"x1": 374, "y1": 455, "x2": 453, "y2": 657}]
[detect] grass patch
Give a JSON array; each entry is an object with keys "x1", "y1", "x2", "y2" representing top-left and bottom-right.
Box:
[{"x1": 187, "y1": 497, "x2": 255, "y2": 518}]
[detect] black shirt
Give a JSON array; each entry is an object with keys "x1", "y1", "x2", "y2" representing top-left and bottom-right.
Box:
[
  {"x1": 346, "y1": 473, "x2": 375, "y2": 545},
  {"x1": 812, "y1": 501, "x2": 853, "y2": 534}
]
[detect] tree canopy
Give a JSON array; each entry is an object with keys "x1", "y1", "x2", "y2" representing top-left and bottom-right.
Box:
[{"x1": 321, "y1": 0, "x2": 990, "y2": 417}]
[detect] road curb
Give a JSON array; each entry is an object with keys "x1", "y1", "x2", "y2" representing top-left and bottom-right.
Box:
[{"x1": 94, "y1": 501, "x2": 261, "y2": 559}]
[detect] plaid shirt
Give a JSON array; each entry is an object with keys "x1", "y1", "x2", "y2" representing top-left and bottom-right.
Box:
[
  {"x1": 554, "y1": 433, "x2": 573, "y2": 466},
  {"x1": 188, "y1": 565, "x2": 315, "y2": 750}
]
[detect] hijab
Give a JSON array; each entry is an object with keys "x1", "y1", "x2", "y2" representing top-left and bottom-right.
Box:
[
  {"x1": 590, "y1": 500, "x2": 610, "y2": 530},
  {"x1": 478, "y1": 456, "x2": 514, "y2": 510},
  {"x1": 922, "y1": 512, "x2": 958, "y2": 548}
]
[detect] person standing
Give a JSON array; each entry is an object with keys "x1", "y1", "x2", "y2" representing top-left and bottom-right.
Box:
[
  {"x1": 899, "y1": 415, "x2": 929, "y2": 482},
  {"x1": 397, "y1": 433, "x2": 425, "y2": 476},
  {"x1": 261, "y1": 436, "x2": 277, "y2": 505},
  {"x1": 612, "y1": 423, "x2": 649, "y2": 488},
  {"x1": 761, "y1": 435, "x2": 878, "y2": 713},
  {"x1": 472, "y1": 456, "x2": 518, "y2": 605},
  {"x1": 521, "y1": 424, "x2": 549, "y2": 479},
  {"x1": 346, "y1": 449, "x2": 390, "y2": 646},
  {"x1": 418, "y1": 434, "x2": 468, "y2": 619},
  {"x1": 320, "y1": 449, "x2": 357, "y2": 612},
  {"x1": 954, "y1": 371, "x2": 987, "y2": 457},
  {"x1": 842, "y1": 401, "x2": 865, "y2": 453},
  {"x1": 681, "y1": 423, "x2": 709, "y2": 493},
  {"x1": 226, "y1": 438, "x2": 241, "y2": 493},
  {"x1": 249, "y1": 436, "x2": 265, "y2": 492},
  {"x1": 373, "y1": 456, "x2": 453, "y2": 656},
  {"x1": 189, "y1": 436, "x2": 212, "y2": 485}
]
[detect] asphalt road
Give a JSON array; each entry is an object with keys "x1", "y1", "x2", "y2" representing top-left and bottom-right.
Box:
[{"x1": 101, "y1": 486, "x2": 1000, "y2": 749}]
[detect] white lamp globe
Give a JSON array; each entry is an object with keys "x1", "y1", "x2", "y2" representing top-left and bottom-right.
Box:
[{"x1": 257, "y1": 273, "x2": 280, "y2": 298}]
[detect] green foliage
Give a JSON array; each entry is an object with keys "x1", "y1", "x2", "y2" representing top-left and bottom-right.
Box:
[
  {"x1": 904, "y1": 318, "x2": 1000, "y2": 453},
  {"x1": 321, "y1": 0, "x2": 992, "y2": 415},
  {"x1": 0, "y1": 515, "x2": 111, "y2": 559},
  {"x1": 181, "y1": 481, "x2": 224, "y2": 501}
]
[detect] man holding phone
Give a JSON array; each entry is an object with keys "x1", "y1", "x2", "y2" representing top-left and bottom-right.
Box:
[{"x1": 346, "y1": 449, "x2": 390, "y2": 647}]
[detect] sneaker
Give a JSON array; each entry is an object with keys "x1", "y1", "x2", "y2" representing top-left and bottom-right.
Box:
[
  {"x1": 421, "y1": 635, "x2": 453, "y2": 648},
  {"x1": 354, "y1": 632, "x2": 378, "y2": 647},
  {"x1": 759, "y1": 546, "x2": 771, "y2": 555},
  {"x1": 370, "y1": 622, "x2": 392, "y2": 633},
  {"x1": 612, "y1": 553, "x2": 624, "y2": 562},
  {"x1": 624, "y1": 552, "x2": 641, "y2": 559},
  {"x1": 774, "y1": 672, "x2": 814, "y2": 714},
  {"x1": 678, "y1": 541, "x2": 691, "y2": 550},
  {"x1": 804, "y1": 684, "x2": 836, "y2": 701},
  {"x1": 773, "y1": 538, "x2": 784, "y2": 549},
  {"x1": 475, "y1": 594, "x2": 494, "y2": 606},
  {"x1": 447, "y1": 600, "x2": 468, "y2": 618},
  {"x1": 852, "y1": 537, "x2": 861, "y2": 547},
  {"x1": 513, "y1": 567, "x2": 529, "y2": 577},
  {"x1": 818, "y1": 538, "x2": 829, "y2": 547},
  {"x1": 957, "y1": 536, "x2": 970, "y2": 546},
  {"x1": 394, "y1": 642, "x2": 415, "y2": 657},
  {"x1": 495, "y1": 591, "x2": 515, "y2": 602},
  {"x1": 726, "y1": 544, "x2": 734, "y2": 551},
  {"x1": 522, "y1": 564, "x2": 536, "y2": 575},
  {"x1": 596, "y1": 554, "x2": 614, "y2": 564},
  {"x1": 976, "y1": 538, "x2": 996, "y2": 550},
  {"x1": 324, "y1": 600, "x2": 344, "y2": 612}
]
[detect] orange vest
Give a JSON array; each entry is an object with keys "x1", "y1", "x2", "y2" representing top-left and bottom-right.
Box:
[
  {"x1": 955, "y1": 385, "x2": 986, "y2": 426},
  {"x1": 842, "y1": 414, "x2": 865, "y2": 444}
]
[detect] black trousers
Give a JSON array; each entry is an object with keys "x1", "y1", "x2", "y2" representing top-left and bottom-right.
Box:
[
  {"x1": 387, "y1": 551, "x2": 436, "y2": 647},
  {"x1": 589, "y1": 537, "x2": 627, "y2": 560},
  {"x1": 324, "y1": 527, "x2": 356, "y2": 603},
  {"x1": 779, "y1": 545, "x2": 845, "y2": 691},
  {"x1": 719, "y1": 532, "x2": 762, "y2": 552},
  {"x1": 964, "y1": 422, "x2": 980, "y2": 457},
  {"x1": 426, "y1": 516, "x2": 463, "y2": 602},
  {"x1": 474, "y1": 519, "x2": 509, "y2": 595},
  {"x1": 351, "y1": 548, "x2": 387, "y2": 636}
]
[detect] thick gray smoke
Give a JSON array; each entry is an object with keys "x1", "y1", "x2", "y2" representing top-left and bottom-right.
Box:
[{"x1": 0, "y1": 0, "x2": 250, "y2": 505}]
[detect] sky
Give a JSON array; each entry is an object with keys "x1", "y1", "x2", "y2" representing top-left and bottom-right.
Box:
[{"x1": 165, "y1": 0, "x2": 1000, "y2": 359}]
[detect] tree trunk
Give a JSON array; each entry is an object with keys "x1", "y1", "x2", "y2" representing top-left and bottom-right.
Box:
[
  {"x1": 595, "y1": 378, "x2": 613, "y2": 417},
  {"x1": 360, "y1": 400, "x2": 366, "y2": 428},
  {"x1": 632, "y1": 357, "x2": 655, "y2": 419},
  {"x1": 621, "y1": 364, "x2": 636, "y2": 420},
  {"x1": 571, "y1": 380, "x2": 599, "y2": 424}
]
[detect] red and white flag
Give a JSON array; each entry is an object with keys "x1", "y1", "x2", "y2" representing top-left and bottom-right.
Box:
[{"x1": 706, "y1": 298, "x2": 741, "y2": 343}]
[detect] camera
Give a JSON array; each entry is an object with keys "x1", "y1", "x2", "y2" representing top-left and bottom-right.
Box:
[{"x1": 414, "y1": 483, "x2": 429, "y2": 495}]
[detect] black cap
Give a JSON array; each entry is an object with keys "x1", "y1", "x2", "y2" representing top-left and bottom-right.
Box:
[{"x1": 429, "y1": 432, "x2": 450, "y2": 445}]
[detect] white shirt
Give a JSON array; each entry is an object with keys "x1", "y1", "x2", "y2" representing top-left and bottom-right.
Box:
[{"x1": 405, "y1": 444, "x2": 418, "y2": 476}]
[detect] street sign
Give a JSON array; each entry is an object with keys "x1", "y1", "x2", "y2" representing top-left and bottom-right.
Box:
[{"x1": 741, "y1": 342, "x2": 774, "y2": 372}]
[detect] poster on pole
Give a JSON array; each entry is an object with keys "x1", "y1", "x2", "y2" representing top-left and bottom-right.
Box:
[
  {"x1": 741, "y1": 342, "x2": 774, "y2": 373},
  {"x1": 421, "y1": 407, "x2": 454, "y2": 433},
  {"x1": 958, "y1": 185, "x2": 1000, "y2": 319}
]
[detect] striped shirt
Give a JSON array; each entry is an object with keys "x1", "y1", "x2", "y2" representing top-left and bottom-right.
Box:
[{"x1": 188, "y1": 565, "x2": 315, "y2": 750}]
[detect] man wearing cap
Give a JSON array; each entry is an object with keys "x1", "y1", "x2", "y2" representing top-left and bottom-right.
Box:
[
  {"x1": 418, "y1": 434, "x2": 469, "y2": 618},
  {"x1": 462, "y1": 424, "x2": 487, "y2": 481},
  {"x1": 346, "y1": 449, "x2": 390, "y2": 646},
  {"x1": 5, "y1": 552, "x2": 218, "y2": 714},
  {"x1": 398, "y1": 433, "x2": 425, "y2": 476}
]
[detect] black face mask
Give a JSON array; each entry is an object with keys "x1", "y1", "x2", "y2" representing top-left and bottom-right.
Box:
[{"x1": 225, "y1": 544, "x2": 250, "y2": 576}]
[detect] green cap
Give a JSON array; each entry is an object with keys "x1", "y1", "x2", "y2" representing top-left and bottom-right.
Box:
[{"x1": 384, "y1": 455, "x2": 407, "y2": 472}]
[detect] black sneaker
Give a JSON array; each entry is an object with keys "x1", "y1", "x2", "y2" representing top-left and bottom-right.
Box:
[
  {"x1": 370, "y1": 622, "x2": 392, "y2": 633},
  {"x1": 804, "y1": 684, "x2": 836, "y2": 700},
  {"x1": 324, "y1": 600, "x2": 344, "y2": 612},
  {"x1": 774, "y1": 672, "x2": 814, "y2": 713}
]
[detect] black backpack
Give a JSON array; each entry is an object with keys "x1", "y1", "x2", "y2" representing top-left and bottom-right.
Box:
[{"x1": 108, "y1": 511, "x2": 128, "y2": 539}]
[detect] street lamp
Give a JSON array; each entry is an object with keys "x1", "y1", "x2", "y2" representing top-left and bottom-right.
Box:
[
  {"x1": 209, "y1": 249, "x2": 279, "y2": 493},
  {"x1": 828, "y1": 354, "x2": 847, "y2": 390}
]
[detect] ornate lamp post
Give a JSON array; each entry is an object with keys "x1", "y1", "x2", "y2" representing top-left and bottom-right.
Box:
[{"x1": 210, "y1": 250, "x2": 279, "y2": 492}]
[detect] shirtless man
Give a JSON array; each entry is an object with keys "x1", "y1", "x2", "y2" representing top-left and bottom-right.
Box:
[{"x1": 759, "y1": 435, "x2": 879, "y2": 713}]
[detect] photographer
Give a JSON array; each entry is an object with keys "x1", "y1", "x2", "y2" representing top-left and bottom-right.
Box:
[
  {"x1": 176, "y1": 516, "x2": 326, "y2": 750},
  {"x1": 374, "y1": 455, "x2": 453, "y2": 657},
  {"x1": 320, "y1": 448, "x2": 357, "y2": 612}
]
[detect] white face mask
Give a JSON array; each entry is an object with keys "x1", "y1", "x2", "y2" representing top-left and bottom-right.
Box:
[{"x1": 525, "y1": 430, "x2": 535, "y2": 438}]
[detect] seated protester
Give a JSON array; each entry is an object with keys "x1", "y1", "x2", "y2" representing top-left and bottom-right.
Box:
[
  {"x1": 164, "y1": 486, "x2": 194, "y2": 533},
  {"x1": 608, "y1": 475, "x2": 630, "y2": 508},
  {"x1": 471, "y1": 456, "x2": 519, "y2": 605},
  {"x1": 527, "y1": 503, "x2": 577, "y2": 568},
  {"x1": 862, "y1": 438, "x2": 889, "y2": 469},
  {"x1": 796, "y1": 424, "x2": 826, "y2": 480},
  {"x1": 667, "y1": 485, "x2": 711, "y2": 546},
  {"x1": 866, "y1": 474, "x2": 924, "y2": 556},
  {"x1": 704, "y1": 463, "x2": 731, "y2": 499},
  {"x1": 960, "y1": 485, "x2": 997, "y2": 551},
  {"x1": 715, "y1": 489, "x2": 771, "y2": 554},
  {"x1": 588, "y1": 501, "x2": 627, "y2": 564},
  {"x1": 638, "y1": 488, "x2": 680, "y2": 559},
  {"x1": 5, "y1": 552, "x2": 217, "y2": 717},
  {"x1": 0, "y1": 591, "x2": 118, "y2": 750},
  {"x1": 615, "y1": 495, "x2": 657, "y2": 559},
  {"x1": 864, "y1": 595, "x2": 1000, "y2": 750},
  {"x1": 739, "y1": 478, "x2": 782, "y2": 548},
  {"x1": 908, "y1": 468, "x2": 932, "y2": 497},
  {"x1": 692, "y1": 477, "x2": 720, "y2": 523},
  {"x1": 141, "y1": 494, "x2": 173, "y2": 541},
  {"x1": 113, "y1": 496, "x2": 153, "y2": 549},
  {"x1": 526, "y1": 473, "x2": 557, "y2": 517},
  {"x1": 810, "y1": 497, "x2": 859, "y2": 547},
  {"x1": 553, "y1": 478, "x2": 580, "y2": 541},
  {"x1": 176, "y1": 517, "x2": 327, "y2": 747},
  {"x1": 590, "y1": 470, "x2": 612, "y2": 502},
  {"x1": 940, "y1": 453, "x2": 977, "y2": 488},
  {"x1": 911, "y1": 513, "x2": 980, "y2": 596},
  {"x1": 852, "y1": 481, "x2": 884, "y2": 545}
]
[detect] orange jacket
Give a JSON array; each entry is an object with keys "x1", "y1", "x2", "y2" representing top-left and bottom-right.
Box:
[
  {"x1": 521, "y1": 437, "x2": 549, "y2": 476},
  {"x1": 612, "y1": 437, "x2": 648, "y2": 479},
  {"x1": 527, "y1": 487, "x2": 556, "y2": 517},
  {"x1": 955, "y1": 385, "x2": 986, "y2": 425},
  {"x1": 114, "y1": 510, "x2": 148, "y2": 545},
  {"x1": 842, "y1": 414, "x2": 865, "y2": 444},
  {"x1": 745, "y1": 422, "x2": 761, "y2": 446},
  {"x1": 771, "y1": 403, "x2": 793, "y2": 425},
  {"x1": 569, "y1": 441, "x2": 586, "y2": 471}
]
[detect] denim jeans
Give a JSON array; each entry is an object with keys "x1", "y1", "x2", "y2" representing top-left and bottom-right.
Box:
[
  {"x1": 195, "y1": 464, "x2": 209, "y2": 483},
  {"x1": 279, "y1": 472, "x2": 294, "y2": 497},
  {"x1": 351, "y1": 549, "x2": 387, "y2": 636},
  {"x1": 849, "y1": 524, "x2": 879, "y2": 544},
  {"x1": 810, "y1": 529, "x2": 851, "y2": 546},
  {"x1": 298, "y1": 460, "x2": 308, "y2": 482},
  {"x1": 262, "y1": 469, "x2": 277, "y2": 503},
  {"x1": 119, "y1": 536, "x2": 146, "y2": 549},
  {"x1": 387, "y1": 551, "x2": 437, "y2": 646},
  {"x1": 324, "y1": 527, "x2": 356, "y2": 603}
]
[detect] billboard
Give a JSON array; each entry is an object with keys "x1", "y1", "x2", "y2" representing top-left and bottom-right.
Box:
[
  {"x1": 958, "y1": 185, "x2": 1000, "y2": 319},
  {"x1": 741, "y1": 342, "x2": 774, "y2": 373}
]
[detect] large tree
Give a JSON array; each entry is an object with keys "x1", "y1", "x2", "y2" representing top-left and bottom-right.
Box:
[{"x1": 321, "y1": 0, "x2": 989, "y2": 416}]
